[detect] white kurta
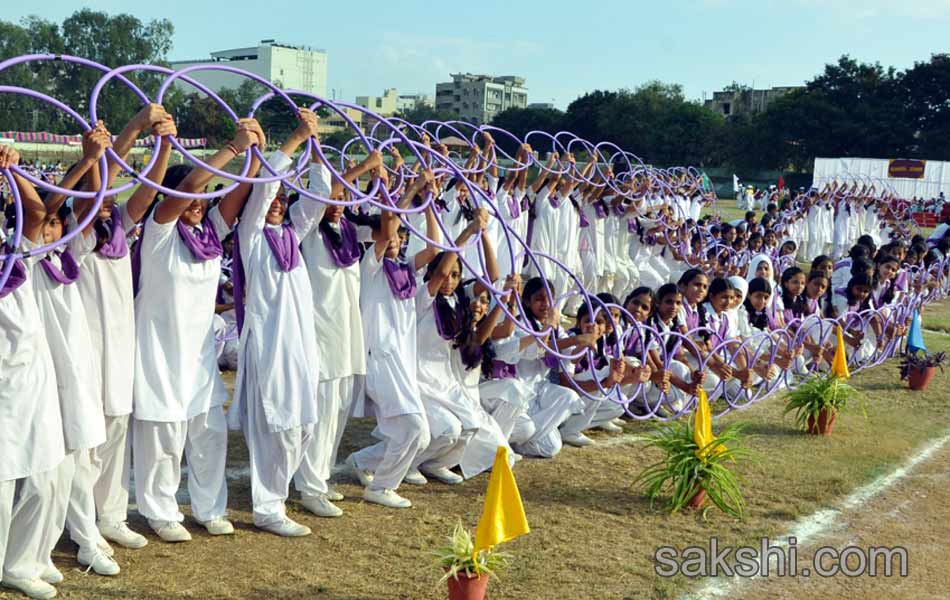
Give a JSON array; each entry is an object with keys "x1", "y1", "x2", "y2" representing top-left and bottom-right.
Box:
[
  {"x1": 28, "y1": 237, "x2": 106, "y2": 452},
  {"x1": 227, "y1": 151, "x2": 321, "y2": 432},
  {"x1": 295, "y1": 162, "x2": 366, "y2": 382},
  {"x1": 133, "y1": 207, "x2": 230, "y2": 422},
  {"x1": 0, "y1": 251, "x2": 65, "y2": 481},
  {"x1": 70, "y1": 205, "x2": 135, "y2": 417},
  {"x1": 359, "y1": 251, "x2": 421, "y2": 418}
]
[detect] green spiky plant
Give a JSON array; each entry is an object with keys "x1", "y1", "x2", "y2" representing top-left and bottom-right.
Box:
[
  {"x1": 633, "y1": 420, "x2": 751, "y2": 518},
  {"x1": 784, "y1": 373, "x2": 860, "y2": 430},
  {"x1": 433, "y1": 521, "x2": 511, "y2": 583}
]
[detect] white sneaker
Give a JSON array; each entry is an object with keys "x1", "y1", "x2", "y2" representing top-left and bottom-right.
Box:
[
  {"x1": 599, "y1": 421, "x2": 623, "y2": 433},
  {"x1": 611, "y1": 417, "x2": 626, "y2": 425},
  {"x1": 325, "y1": 486, "x2": 344, "y2": 502},
  {"x1": 199, "y1": 518, "x2": 234, "y2": 536},
  {"x1": 40, "y1": 564, "x2": 63, "y2": 585},
  {"x1": 511, "y1": 452, "x2": 524, "y2": 463},
  {"x1": 402, "y1": 468, "x2": 428, "y2": 486},
  {"x1": 363, "y1": 488, "x2": 412, "y2": 509},
  {"x1": 420, "y1": 466, "x2": 464, "y2": 485},
  {"x1": 562, "y1": 432, "x2": 595, "y2": 447},
  {"x1": 301, "y1": 494, "x2": 343, "y2": 518},
  {"x1": 258, "y1": 518, "x2": 311, "y2": 537},
  {"x1": 98, "y1": 521, "x2": 148, "y2": 549},
  {"x1": 148, "y1": 519, "x2": 192, "y2": 543},
  {"x1": 346, "y1": 453, "x2": 374, "y2": 487},
  {"x1": 77, "y1": 548, "x2": 120, "y2": 576},
  {"x1": 1, "y1": 577, "x2": 57, "y2": 599},
  {"x1": 97, "y1": 536, "x2": 115, "y2": 557}
]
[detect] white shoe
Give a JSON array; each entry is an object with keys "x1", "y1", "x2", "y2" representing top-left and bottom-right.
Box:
[
  {"x1": 301, "y1": 494, "x2": 343, "y2": 518},
  {"x1": 1, "y1": 577, "x2": 57, "y2": 599},
  {"x1": 77, "y1": 548, "x2": 120, "y2": 576},
  {"x1": 363, "y1": 488, "x2": 412, "y2": 509},
  {"x1": 148, "y1": 519, "x2": 192, "y2": 543},
  {"x1": 511, "y1": 452, "x2": 524, "y2": 463},
  {"x1": 98, "y1": 521, "x2": 148, "y2": 549},
  {"x1": 611, "y1": 417, "x2": 626, "y2": 425},
  {"x1": 97, "y1": 536, "x2": 115, "y2": 557},
  {"x1": 402, "y1": 468, "x2": 428, "y2": 486},
  {"x1": 599, "y1": 421, "x2": 623, "y2": 433},
  {"x1": 40, "y1": 565, "x2": 63, "y2": 585},
  {"x1": 199, "y1": 518, "x2": 234, "y2": 536},
  {"x1": 325, "y1": 486, "x2": 344, "y2": 502},
  {"x1": 346, "y1": 453, "x2": 374, "y2": 487},
  {"x1": 258, "y1": 518, "x2": 311, "y2": 537},
  {"x1": 420, "y1": 466, "x2": 464, "y2": 485},
  {"x1": 562, "y1": 432, "x2": 595, "y2": 447}
]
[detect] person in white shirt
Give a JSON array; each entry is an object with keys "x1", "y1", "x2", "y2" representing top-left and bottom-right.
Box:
[
  {"x1": 132, "y1": 119, "x2": 265, "y2": 543},
  {"x1": 0, "y1": 144, "x2": 67, "y2": 600}
]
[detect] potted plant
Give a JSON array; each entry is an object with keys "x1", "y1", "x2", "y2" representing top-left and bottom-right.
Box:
[
  {"x1": 899, "y1": 351, "x2": 947, "y2": 391},
  {"x1": 784, "y1": 373, "x2": 859, "y2": 435},
  {"x1": 633, "y1": 420, "x2": 750, "y2": 518},
  {"x1": 434, "y1": 521, "x2": 511, "y2": 600}
]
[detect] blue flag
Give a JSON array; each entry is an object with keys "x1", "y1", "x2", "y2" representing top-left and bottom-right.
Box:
[{"x1": 907, "y1": 309, "x2": 927, "y2": 355}]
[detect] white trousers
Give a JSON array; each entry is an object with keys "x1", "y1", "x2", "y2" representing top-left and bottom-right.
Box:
[
  {"x1": 92, "y1": 414, "x2": 131, "y2": 526},
  {"x1": 513, "y1": 382, "x2": 580, "y2": 459},
  {"x1": 1, "y1": 465, "x2": 61, "y2": 581},
  {"x1": 46, "y1": 449, "x2": 100, "y2": 560},
  {"x1": 412, "y1": 403, "x2": 470, "y2": 474},
  {"x1": 242, "y1": 390, "x2": 312, "y2": 527},
  {"x1": 132, "y1": 407, "x2": 228, "y2": 524},
  {"x1": 294, "y1": 376, "x2": 355, "y2": 498},
  {"x1": 482, "y1": 396, "x2": 537, "y2": 446},
  {"x1": 352, "y1": 413, "x2": 430, "y2": 491}
]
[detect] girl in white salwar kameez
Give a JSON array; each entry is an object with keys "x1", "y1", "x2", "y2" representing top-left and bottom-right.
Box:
[
  {"x1": 414, "y1": 210, "x2": 512, "y2": 482},
  {"x1": 72, "y1": 106, "x2": 176, "y2": 551},
  {"x1": 293, "y1": 145, "x2": 379, "y2": 518},
  {"x1": 0, "y1": 145, "x2": 66, "y2": 600},
  {"x1": 346, "y1": 167, "x2": 442, "y2": 509},
  {"x1": 226, "y1": 112, "x2": 323, "y2": 537},
  {"x1": 30, "y1": 128, "x2": 119, "y2": 578},
  {"x1": 132, "y1": 119, "x2": 265, "y2": 542}
]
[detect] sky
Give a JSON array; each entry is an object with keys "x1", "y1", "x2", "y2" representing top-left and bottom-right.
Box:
[{"x1": 5, "y1": 0, "x2": 950, "y2": 108}]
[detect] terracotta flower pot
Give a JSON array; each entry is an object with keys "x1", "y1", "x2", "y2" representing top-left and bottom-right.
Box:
[
  {"x1": 446, "y1": 570, "x2": 489, "y2": 600},
  {"x1": 688, "y1": 486, "x2": 706, "y2": 509},
  {"x1": 806, "y1": 407, "x2": 838, "y2": 435},
  {"x1": 908, "y1": 366, "x2": 936, "y2": 391}
]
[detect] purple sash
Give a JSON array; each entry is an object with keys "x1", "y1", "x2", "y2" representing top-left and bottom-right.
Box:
[
  {"x1": 683, "y1": 302, "x2": 699, "y2": 330},
  {"x1": 542, "y1": 352, "x2": 560, "y2": 369},
  {"x1": 94, "y1": 208, "x2": 128, "y2": 259},
  {"x1": 319, "y1": 218, "x2": 360, "y2": 268},
  {"x1": 262, "y1": 223, "x2": 301, "y2": 272},
  {"x1": 382, "y1": 258, "x2": 417, "y2": 300},
  {"x1": 0, "y1": 256, "x2": 27, "y2": 299},
  {"x1": 39, "y1": 249, "x2": 80, "y2": 285},
  {"x1": 578, "y1": 209, "x2": 590, "y2": 228},
  {"x1": 176, "y1": 220, "x2": 223, "y2": 262},
  {"x1": 432, "y1": 295, "x2": 463, "y2": 341},
  {"x1": 507, "y1": 195, "x2": 521, "y2": 219},
  {"x1": 491, "y1": 360, "x2": 517, "y2": 379},
  {"x1": 548, "y1": 194, "x2": 560, "y2": 209},
  {"x1": 594, "y1": 201, "x2": 608, "y2": 219}
]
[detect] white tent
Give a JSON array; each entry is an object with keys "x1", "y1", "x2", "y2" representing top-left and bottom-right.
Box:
[{"x1": 813, "y1": 157, "x2": 950, "y2": 199}]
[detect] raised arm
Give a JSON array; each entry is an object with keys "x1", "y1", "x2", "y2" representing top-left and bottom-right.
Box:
[
  {"x1": 122, "y1": 117, "x2": 178, "y2": 228},
  {"x1": 46, "y1": 127, "x2": 112, "y2": 219},
  {"x1": 0, "y1": 146, "x2": 45, "y2": 244},
  {"x1": 154, "y1": 118, "x2": 260, "y2": 225},
  {"x1": 106, "y1": 103, "x2": 170, "y2": 185},
  {"x1": 412, "y1": 172, "x2": 444, "y2": 271},
  {"x1": 425, "y1": 207, "x2": 486, "y2": 296}
]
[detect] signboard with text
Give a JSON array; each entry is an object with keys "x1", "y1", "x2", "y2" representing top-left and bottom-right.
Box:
[{"x1": 888, "y1": 159, "x2": 926, "y2": 179}]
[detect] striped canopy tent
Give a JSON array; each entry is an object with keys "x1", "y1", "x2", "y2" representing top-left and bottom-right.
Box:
[{"x1": 0, "y1": 131, "x2": 207, "y2": 148}]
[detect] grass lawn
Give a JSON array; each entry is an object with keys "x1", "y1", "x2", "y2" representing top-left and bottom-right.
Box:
[{"x1": 25, "y1": 300, "x2": 950, "y2": 600}]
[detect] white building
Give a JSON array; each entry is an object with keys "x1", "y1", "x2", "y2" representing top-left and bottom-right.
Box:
[
  {"x1": 170, "y1": 40, "x2": 328, "y2": 97},
  {"x1": 435, "y1": 73, "x2": 528, "y2": 124},
  {"x1": 355, "y1": 88, "x2": 399, "y2": 116},
  {"x1": 396, "y1": 93, "x2": 434, "y2": 113}
]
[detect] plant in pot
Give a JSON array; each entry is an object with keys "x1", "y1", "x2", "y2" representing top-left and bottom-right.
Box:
[
  {"x1": 434, "y1": 521, "x2": 511, "y2": 600},
  {"x1": 899, "y1": 351, "x2": 947, "y2": 391},
  {"x1": 633, "y1": 397, "x2": 751, "y2": 518},
  {"x1": 784, "y1": 373, "x2": 860, "y2": 435}
]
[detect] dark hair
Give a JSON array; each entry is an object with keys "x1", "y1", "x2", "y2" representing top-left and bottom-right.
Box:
[
  {"x1": 848, "y1": 244, "x2": 869, "y2": 261},
  {"x1": 743, "y1": 276, "x2": 772, "y2": 329},
  {"x1": 810, "y1": 254, "x2": 833, "y2": 272},
  {"x1": 651, "y1": 283, "x2": 683, "y2": 352},
  {"x1": 678, "y1": 268, "x2": 706, "y2": 288},
  {"x1": 780, "y1": 267, "x2": 807, "y2": 317},
  {"x1": 521, "y1": 277, "x2": 552, "y2": 331},
  {"x1": 872, "y1": 254, "x2": 900, "y2": 305},
  {"x1": 844, "y1": 274, "x2": 873, "y2": 309},
  {"x1": 850, "y1": 256, "x2": 875, "y2": 277},
  {"x1": 744, "y1": 210, "x2": 755, "y2": 220}
]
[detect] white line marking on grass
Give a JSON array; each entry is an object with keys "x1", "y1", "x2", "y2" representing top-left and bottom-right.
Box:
[
  {"x1": 923, "y1": 328, "x2": 950, "y2": 336},
  {"x1": 680, "y1": 431, "x2": 950, "y2": 600}
]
